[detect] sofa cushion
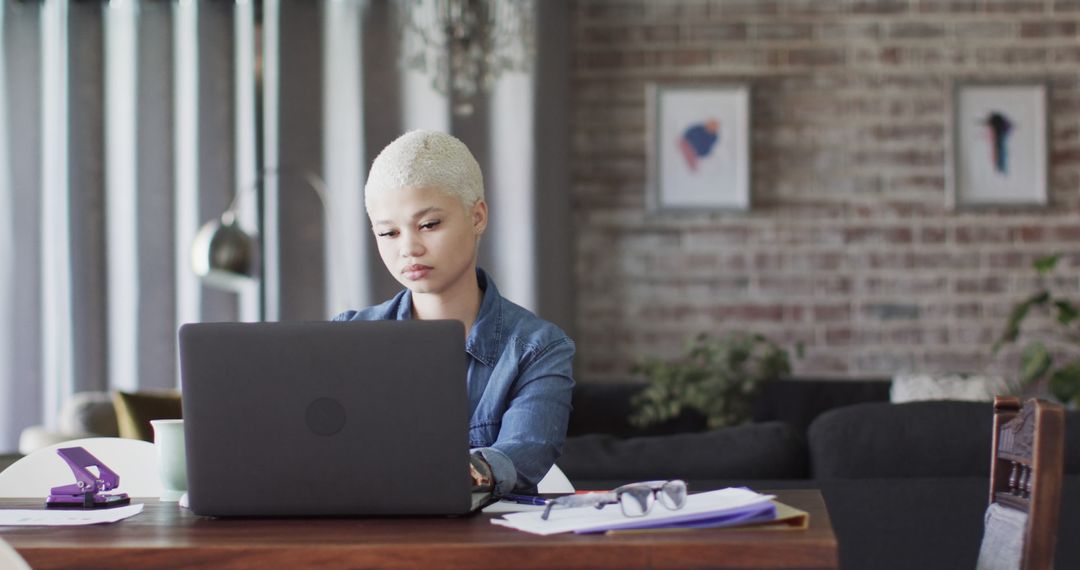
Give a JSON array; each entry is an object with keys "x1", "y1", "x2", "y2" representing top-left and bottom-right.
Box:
[
  {"x1": 559, "y1": 420, "x2": 808, "y2": 482},
  {"x1": 58, "y1": 391, "x2": 119, "y2": 437},
  {"x1": 1067, "y1": 410, "x2": 1080, "y2": 475},
  {"x1": 113, "y1": 391, "x2": 182, "y2": 442},
  {"x1": 567, "y1": 378, "x2": 891, "y2": 439},
  {"x1": 808, "y1": 401, "x2": 992, "y2": 478},
  {"x1": 751, "y1": 377, "x2": 891, "y2": 434},
  {"x1": 566, "y1": 382, "x2": 707, "y2": 438}
]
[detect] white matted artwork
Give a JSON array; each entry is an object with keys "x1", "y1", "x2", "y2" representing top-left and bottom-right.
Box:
[
  {"x1": 647, "y1": 84, "x2": 751, "y2": 212},
  {"x1": 950, "y1": 83, "x2": 1048, "y2": 208}
]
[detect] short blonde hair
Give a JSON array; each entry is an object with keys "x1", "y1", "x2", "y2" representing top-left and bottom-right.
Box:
[{"x1": 364, "y1": 130, "x2": 484, "y2": 212}]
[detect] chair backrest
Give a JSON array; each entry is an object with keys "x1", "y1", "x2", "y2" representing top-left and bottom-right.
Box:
[
  {"x1": 977, "y1": 396, "x2": 1065, "y2": 570},
  {"x1": 0, "y1": 537, "x2": 31, "y2": 570},
  {"x1": 0, "y1": 437, "x2": 161, "y2": 498}
]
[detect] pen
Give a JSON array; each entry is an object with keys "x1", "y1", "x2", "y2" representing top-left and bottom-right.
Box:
[{"x1": 502, "y1": 493, "x2": 548, "y2": 506}]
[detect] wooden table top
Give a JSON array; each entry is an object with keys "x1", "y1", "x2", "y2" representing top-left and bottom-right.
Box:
[{"x1": 1, "y1": 489, "x2": 837, "y2": 569}]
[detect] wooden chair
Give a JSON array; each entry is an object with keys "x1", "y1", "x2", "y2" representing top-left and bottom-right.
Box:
[{"x1": 976, "y1": 396, "x2": 1065, "y2": 570}]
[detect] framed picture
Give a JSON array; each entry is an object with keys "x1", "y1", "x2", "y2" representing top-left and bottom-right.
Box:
[
  {"x1": 949, "y1": 83, "x2": 1048, "y2": 209},
  {"x1": 646, "y1": 83, "x2": 751, "y2": 212}
]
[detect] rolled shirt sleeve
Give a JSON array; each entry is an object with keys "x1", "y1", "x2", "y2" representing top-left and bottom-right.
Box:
[{"x1": 472, "y1": 338, "x2": 575, "y2": 495}]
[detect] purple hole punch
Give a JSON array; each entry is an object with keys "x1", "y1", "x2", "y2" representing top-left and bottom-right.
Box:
[{"x1": 45, "y1": 446, "x2": 131, "y2": 509}]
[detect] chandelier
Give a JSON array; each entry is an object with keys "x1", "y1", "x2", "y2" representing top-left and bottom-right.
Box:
[{"x1": 397, "y1": 0, "x2": 534, "y2": 116}]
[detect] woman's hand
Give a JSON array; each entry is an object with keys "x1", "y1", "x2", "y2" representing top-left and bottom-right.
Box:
[{"x1": 469, "y1": 453, "x2": 494, "y2": 492}]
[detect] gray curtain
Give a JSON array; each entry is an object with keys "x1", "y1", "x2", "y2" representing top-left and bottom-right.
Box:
[
  {"x1": 0, "y1": 0, "x2": 572, "y2": 453},
  {"x1": 0, "y1": 0, "x2": 246, "y2": 450}
]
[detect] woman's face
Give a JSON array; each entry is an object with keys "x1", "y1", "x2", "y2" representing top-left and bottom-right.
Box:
[{"x1": 368, "y1": 185, "x2": 487, "y2": 296}]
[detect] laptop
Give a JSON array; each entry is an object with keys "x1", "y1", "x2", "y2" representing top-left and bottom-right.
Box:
[{"x1": 178, "y1": 320, "x2": 492, "y2": 517}]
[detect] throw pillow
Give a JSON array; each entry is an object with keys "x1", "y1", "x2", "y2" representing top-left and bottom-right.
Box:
[
  {"x1": 58, "y1": 391, "x2": 119, "y2": 437},
  {"x1": 807, "y1": 400, "x2": 991, "y2": 478},
  {"x1": 890, "y1": 372, "x2": 1017, "y2": 403},
  {"x1": 112, "y1": 390, "x2": 182, "y2": 442}
]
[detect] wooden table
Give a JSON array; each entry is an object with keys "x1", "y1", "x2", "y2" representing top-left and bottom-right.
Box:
[{"x1": 1, "y1": 489, "x2": 837, "y2": 569}]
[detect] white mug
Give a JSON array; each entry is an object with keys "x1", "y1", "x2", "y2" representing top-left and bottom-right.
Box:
[{"x1": 150, "y1": 419, "x2": 187, "y2": 501}]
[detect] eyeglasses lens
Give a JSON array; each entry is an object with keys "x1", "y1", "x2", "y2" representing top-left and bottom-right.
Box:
[
  {"x1": 618, "y1": 486, "x2": 655, "y2": 517},
  {"x1": 659, "y1": 480, "x2": 687, "y2": 510}
]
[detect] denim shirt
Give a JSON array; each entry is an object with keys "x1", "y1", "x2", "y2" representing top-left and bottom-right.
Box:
[{"x1": 332, "y1": 268, "x2": 575, "y2": 495}]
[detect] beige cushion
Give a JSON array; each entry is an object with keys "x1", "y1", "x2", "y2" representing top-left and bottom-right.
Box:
[
  {"x1": 18, "y1": 426, "x2": 98, "y2": 455},
  {"x1": 890, "y1": 373, "x2": 1017, "y2": 404},
  {"x1": 58, "y1": 391, "x2": 118, "y2": 436}
]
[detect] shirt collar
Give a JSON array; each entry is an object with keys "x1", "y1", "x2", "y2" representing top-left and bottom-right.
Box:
[
  {"x1": 392, "y1": 268, "x2": 502, "y2": 367},
  {"x1": 393, "y1": 289, "x2": 413, "y2": 321},
  {"x1": 465, "y1": 268, "x2": 502, "y2": 367}
]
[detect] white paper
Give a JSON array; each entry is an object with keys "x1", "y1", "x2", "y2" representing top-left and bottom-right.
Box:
[
  {"x1": 0, "y1": 503, "x2": 144, "y2": 526},
  {"x1": 491, "y1": 488, "x2": 774, "y2": 536},
  {"x1": 482, "y1": 501, "x2": 548, "y2": 514}
]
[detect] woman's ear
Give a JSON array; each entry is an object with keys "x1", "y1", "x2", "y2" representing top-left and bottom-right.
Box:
[{"x1": 471, "y1": 200, "x2": 488, "y2": 235}]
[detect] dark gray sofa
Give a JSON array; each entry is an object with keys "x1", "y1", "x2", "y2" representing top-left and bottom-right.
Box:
[
  {"x1": 560, "y1": 380, "x2": 1080, "y2": 570},
  {"x1": 560, "y1": 377, "x2": 892, "y2": 489}
]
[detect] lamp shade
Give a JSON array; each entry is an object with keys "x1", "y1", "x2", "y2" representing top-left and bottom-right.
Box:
[{"x1": 191, "y1": 211, "x2": 256, "y2": 282}]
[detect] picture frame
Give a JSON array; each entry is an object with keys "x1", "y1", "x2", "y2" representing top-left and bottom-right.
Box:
[
  {"x1": 646, "y1": 83, "x2": 751, "y2": 212},
  {"x1": 948, "y1": 82, "x2": 1048, "y2": 209}
]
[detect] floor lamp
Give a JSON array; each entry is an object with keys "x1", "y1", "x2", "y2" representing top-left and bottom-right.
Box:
[{"x1": 190, "y1": 170, "x2": 329, "y2": 319}]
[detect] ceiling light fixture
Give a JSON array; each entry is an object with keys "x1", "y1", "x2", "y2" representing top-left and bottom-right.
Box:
[{"x1": 397, "y1": 0, "x2": 534, "y2": 117}]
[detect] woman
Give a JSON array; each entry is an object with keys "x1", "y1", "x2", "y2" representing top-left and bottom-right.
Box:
[{"x1": 334, "y1": 130, "x2": 574, "y2": 496}]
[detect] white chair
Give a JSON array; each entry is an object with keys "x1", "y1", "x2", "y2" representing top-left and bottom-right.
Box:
[
  {"x1": 0, "y1": 437, "x2": 161, "y2": 499},
  {"x1": 0, "y1": 537, "x2": 31, "y2": 570},
  {"x1": 536, "y1": 463, "x2": 574, "y2": 494}
]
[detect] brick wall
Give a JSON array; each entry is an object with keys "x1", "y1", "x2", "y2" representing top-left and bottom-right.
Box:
[{"x1": 571, "y1": 0, "x2": 1080, "y2": 381}]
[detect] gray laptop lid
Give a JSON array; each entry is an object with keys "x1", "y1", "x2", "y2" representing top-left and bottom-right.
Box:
[{"x1": 178, "y1": 320, "x2": 477, "y2": 517}]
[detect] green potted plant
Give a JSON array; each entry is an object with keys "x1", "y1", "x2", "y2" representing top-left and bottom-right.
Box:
[
  {"x1": 993, "y1": 253, "x2": 1080, "y2": 407},
  {"x1": 629, "y1": 332, "x2": 792, "y2": 429}
]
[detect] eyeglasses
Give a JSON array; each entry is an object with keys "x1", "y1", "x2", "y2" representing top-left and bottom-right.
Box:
[{"x1": 541, "y1": 480, "x2": 688, "y2": 520}]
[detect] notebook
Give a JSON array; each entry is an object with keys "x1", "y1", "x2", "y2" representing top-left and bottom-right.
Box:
[{"x1": 178, "y1": 320, "x2": 492, "y2": 517}]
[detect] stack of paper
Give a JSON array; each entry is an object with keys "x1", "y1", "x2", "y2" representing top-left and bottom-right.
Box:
[
  {"x1": 491, "y1": 488, "x2": 799, "y2": 536},
  {"x1": 0, "y1": 504, "x2": 144, "y2": 527}
]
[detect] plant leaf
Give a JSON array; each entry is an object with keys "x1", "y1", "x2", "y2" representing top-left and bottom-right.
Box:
[
  {"x1": 1049, "y1": 361, "x2": 1080, "y2": 406},
  {"x1": 629, "y1": 332, "x2": 792, "y2": 429},
  {"x1": 1019, "y1": 342, "x2": 1053, "y2": 384},
  {"x1": 1054, "y1": 300, "x2": 1079, "y2": 326},
  {"x1": 1033, "y1": 254, "x2": 1061, "y2": 275},
  {"x1": 993, "y1": 291, "x2": 1050, "y2": 353}
]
